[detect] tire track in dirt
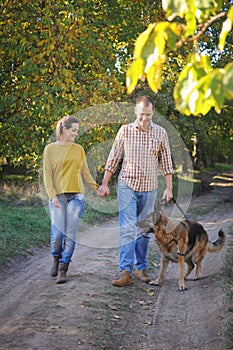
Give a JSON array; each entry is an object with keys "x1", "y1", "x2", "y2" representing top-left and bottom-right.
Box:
[
  {"x1": 0, "y1": 174, "x2": 232, "y2": 350},
  {"x1": 143, "y1": 206, "x2": 233, "y2": 350}
]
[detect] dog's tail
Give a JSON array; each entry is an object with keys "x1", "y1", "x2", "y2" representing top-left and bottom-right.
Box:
[{"x1": 208, "y1": 229, "x2": 226, "y2": 253}]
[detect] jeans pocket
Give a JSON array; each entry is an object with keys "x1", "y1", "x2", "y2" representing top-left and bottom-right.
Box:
[{"x1": 75, "y1": 193, "x2": 85, "y2": 201}]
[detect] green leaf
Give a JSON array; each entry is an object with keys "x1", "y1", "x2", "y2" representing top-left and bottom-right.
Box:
[
  {"x1": 210, "y1": 71, "x2": 225, "y2": 108},
  {"x1": 175, "y1": 68, "x2": 226, "y2": 116},
  {"x1": 165, "y1": 22, "x2": 182, "y2": 48},
  {"x1": 162, "y1": 0, "x2": 222, "y2": 23},
  {"x1": 141, "y1": 30, "x2": 158, "y2": 65},
  {"x1": 223, "y1": 62, "x2": 233, "y2": 99},
  {"x1": 174, "y1": 53, "x2": 214, "y2": 115},
  {"x1": 193, "y1": 71, "x2": 224, "y2": 115},
  {"x1": 174, "y1": 66, "x2": 197, "y2": 115},
  {"x1": 184, "y1": 11, "x2": 196, "y2": 37},
  {"x1": 162, "y1": 0, "x2": 188, "y2": 19},
  {"x1": 194, "y1": 0, "x2": 222, "y2": 21},
  {"x1": 218, "y1": 6, "x2": 233, "y2": 51}
]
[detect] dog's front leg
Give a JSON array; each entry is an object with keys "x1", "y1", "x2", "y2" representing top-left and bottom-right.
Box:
[
  {"x1": 178, "y1": 255, "x2": 187, "y2": 291},
  {"x1": 150, "y1": 256, "x2": 169, "y2": 286}
]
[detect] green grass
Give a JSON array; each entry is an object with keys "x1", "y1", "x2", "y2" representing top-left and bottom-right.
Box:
[
  {"x1": 221, "y1": 229, "x2": 233, "y2": 350},
  {"x1": 0, "y1": 206, "x2": 50, "y2": 264}
]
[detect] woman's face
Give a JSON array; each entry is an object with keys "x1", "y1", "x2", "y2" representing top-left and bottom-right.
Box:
[{"x1": 63, "y1": 123, "x2": 79, "y2": 143}]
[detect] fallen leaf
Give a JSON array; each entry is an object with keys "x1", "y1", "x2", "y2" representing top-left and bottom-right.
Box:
[
  {"x1": 107, "y1": 304, "x2": 119, "y2": 311},
  {"x1": 113, "y1": 315, "x2": 122, "y2": 319},
  {"x1": 145, "y1": 289, "x2": 155, "y2": 296}
]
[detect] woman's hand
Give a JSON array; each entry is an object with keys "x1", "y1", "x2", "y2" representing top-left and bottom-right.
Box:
[{"x1": 51, "y1": 197, "x2": 60, "y2": 208}]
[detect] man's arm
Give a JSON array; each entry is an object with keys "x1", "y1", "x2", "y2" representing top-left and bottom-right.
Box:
[
  {"x1": 163, "y1": 173, "x2": 173, "y2": 202},
  {"x1": 97, "y1": 126, "x2": 125, "y2": 198}
]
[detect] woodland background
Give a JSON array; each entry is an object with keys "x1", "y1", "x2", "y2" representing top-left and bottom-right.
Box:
[{"x1": 0, "y1": 0, "x2": 233, "y2": 180}]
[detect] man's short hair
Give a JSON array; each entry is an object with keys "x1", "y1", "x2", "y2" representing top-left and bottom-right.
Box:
[{"x1": 136, "y1": 95, "x2": 155, "y2": 109}]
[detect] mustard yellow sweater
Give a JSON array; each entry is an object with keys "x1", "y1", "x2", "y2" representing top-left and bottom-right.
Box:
[{"x1": 43, "y1": 143, "x2": 98, "y2": 200}]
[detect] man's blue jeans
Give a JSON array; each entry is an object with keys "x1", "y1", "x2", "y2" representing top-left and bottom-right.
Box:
[
  {"x1": 117, "y1": 181, "x2": 157, "y2": 275},
  {"x1": 49, "y1": 193, "x2": 86, "y2": 263}
]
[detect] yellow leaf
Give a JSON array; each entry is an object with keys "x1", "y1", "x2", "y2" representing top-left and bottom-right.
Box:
[
  {"x1": 134, "y1": 23, "x2": 155, "y2": 59},
  {"x1": 147, "y1": 62, "x2": 162, "y2": 93},
  {"x1": 126, "y1": 59, "x2": 145, "y2": 94},
  {"x1": 218, "y1": 7, "x2": 233, "y2": 51},
  {"x1": 145, "y1": 288, "x2": 155, "y2": 296},
  {"x1": 223, "y1": 62, "x2": 233, "y2": 99}
]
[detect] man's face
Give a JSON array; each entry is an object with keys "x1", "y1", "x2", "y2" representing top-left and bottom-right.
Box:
[{"x1": 135, "y1": 102, "x2": 154, "y2": 131}]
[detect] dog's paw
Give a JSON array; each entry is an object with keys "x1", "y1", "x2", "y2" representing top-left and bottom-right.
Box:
[
  {"x1": 178, "y1": 286, "x2": 187, "y2": 291},
  {"x1": 149, "y1": 279, "x2": 161, "y2": 286},
  {"x1": 193, "y1": 276, "x2": 200, "y2": 280}
]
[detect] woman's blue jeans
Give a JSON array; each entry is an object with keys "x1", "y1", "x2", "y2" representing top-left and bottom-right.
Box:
[
  {"x1": 49, "y1": 193, "x2": 86, "y2": 264},
  {"x1": 117, "y1": 181, "x2": 157, "y2": 275}
]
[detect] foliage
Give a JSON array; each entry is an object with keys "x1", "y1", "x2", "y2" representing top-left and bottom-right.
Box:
[
  {"x1": 0, "y1": 0, "x2": 233, "y2": 174},
  {"x1": 1, "y1": 0, "x2": 157, "y2": 172},
  {"x1": 166, "y1": 105, "x2": 233, "y2": 167},
  {"x1": 127, "y1": 0, "x2": 233, "y2": 116}
]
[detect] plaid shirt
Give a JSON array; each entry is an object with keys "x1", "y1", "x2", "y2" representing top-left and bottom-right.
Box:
[{"x1": 105, "y1": 121, "x2": 174, "y2": 191}]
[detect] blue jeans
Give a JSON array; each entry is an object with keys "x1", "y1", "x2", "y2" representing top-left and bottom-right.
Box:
[
  {"x1": 49, "y1": 193, "x2": 86, "y2": 263},
  {"x1": 117, "y1": 181, "x2": 157, "y2": 275}
]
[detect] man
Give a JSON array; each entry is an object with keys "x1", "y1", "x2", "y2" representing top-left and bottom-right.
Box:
[{"x1": 97, "y1": 96, "x2": 173, "y2": 287}]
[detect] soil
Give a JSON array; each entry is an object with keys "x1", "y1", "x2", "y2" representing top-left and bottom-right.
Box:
[{"x1": 0, "y1": 171, "x2": 233, "y2": 350}]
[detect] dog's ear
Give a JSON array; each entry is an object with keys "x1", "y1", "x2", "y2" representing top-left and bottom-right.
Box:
[
  {"x1": 157, "y1": 210, "x2": 168, "y2": 225},
  {"x1": 137, "y1": 212, "x2": 154, "y2": 233}
]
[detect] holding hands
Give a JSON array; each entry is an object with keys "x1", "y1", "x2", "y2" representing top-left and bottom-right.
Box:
[
  {"x1": 97, "y1": 184, "x2": 110, "y2": 198},
  {"x1": 97, "y1": 170, "x2": 112, "y2": 198}
]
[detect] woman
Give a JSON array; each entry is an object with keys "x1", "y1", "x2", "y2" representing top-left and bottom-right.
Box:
[{"x1": 43, "y1": 116, "x2": 99, "y2": 283}]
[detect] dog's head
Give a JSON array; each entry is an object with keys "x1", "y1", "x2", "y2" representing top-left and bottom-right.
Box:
[{"x1": 137, "y1": 202, "x2": 169, "y2": 234}]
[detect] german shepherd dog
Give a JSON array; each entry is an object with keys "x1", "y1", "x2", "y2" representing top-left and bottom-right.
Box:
[{"x1": 138, "y1": 208, "x2": 226, "y2": 291}]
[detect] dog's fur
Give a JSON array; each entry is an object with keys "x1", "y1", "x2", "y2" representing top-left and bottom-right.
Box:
[{"x1": 138, "y1": 209, "x2": 226, "y2": 291}]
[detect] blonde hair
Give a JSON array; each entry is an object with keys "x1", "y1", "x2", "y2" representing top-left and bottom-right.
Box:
[{"x1": 56, "y1": 116, "x2": 79, "y2": 140}]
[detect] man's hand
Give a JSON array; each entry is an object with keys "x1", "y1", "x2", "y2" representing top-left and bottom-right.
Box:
[
  {"x1": 162, "y1": 188, "x2": 173, "y2": 203},
  {"x1": 97, "y1": 184, "x2": 110, "y2": 198}
]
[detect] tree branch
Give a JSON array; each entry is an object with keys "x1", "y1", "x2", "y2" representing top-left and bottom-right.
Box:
[{"x1": 176, "y1": 11, "x2": 228, "y2": 48}]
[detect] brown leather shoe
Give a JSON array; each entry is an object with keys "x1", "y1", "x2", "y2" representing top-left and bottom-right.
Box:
[
  {"x1": 50, "y1": 256, "x2": 61, "y2": 277},
  {"x1": 112, "y1": 270, "x2": 132, "y2": 287},
  {"x1": 56, "y1": 263, "x2": 69, "y2": 284},
  {"x1": 133, "y1": 270, "x2": 151, "y2": 283}
]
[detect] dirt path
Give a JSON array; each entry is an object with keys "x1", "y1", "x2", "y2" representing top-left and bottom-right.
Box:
[{"x1": 0, "y1": 172, "x2": 233, "y2": 350}]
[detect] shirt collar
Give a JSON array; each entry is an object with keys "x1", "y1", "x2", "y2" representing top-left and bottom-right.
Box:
[{"x1": 133, "y1": 120, "x2": 154, "y2": 131}]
